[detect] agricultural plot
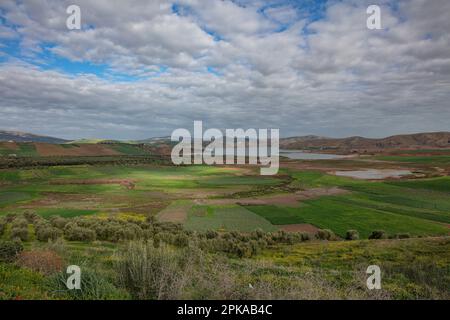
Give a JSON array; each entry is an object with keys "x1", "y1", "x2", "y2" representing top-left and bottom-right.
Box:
[{"x1": 184, "y1": 204, "x2": 277, "y2": 232}]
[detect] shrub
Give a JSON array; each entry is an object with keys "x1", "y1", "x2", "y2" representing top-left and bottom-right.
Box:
[
  {"x1": 0, "y1": 217, "x2": 6, "y2": 236},
  {"x1": 36, "y1": 227, "x2": 63, "y2": 242},
  {"x1": 10, "y1": 226, "x2": 29, "y2": 241},
  {"x1": 316, "y1": 229, "x2": 335, "y2": 241},
  {"x1": 50, "y1": 216, "x2": 68, "y2": 229},
  {"x1": 300, "y1": 232, "x2": 313, "y2": 241},
  {"x1": 345, "y1": 230, "x2": 359, "y2": 240},
  {"x1": 369, "y1": 230, "x2": 388, "y2": 240},
  {"x1": 23, "y1": 211, "x2": 40, "y2": 223},
  {"x1": 0, "y1": 240, "x2": 24, "y2": 262},
  {"x1": 48, "y1": 268, "x2": 130, "y2": 300},
  {"x1": 116, "y1": 241, "x2": 191, "y2": 299},
  {"x1": 64, "y1": 225, "x2": 96, "y2": 242},
  {"x1": 5, "y1": 213, "x2": 17, "y2": 223},
  {"x1": 395, "y1": 233, "x2": 411, "y2": 239},
  {"x1": 12, "y1": 217, "x2": 28, "y2": 229},
  {"x1": 16, "y1": 249, "x2": 63, "y2": 275},
  {"x1": 174, "y1": 234, "x2": 189, "y2": 247},
  {"x1": 205, "y1": 230, "x2": 218, "y2": 239}
]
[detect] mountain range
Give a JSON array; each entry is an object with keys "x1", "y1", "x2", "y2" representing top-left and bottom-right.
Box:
[{"x1": 1, "y1": 130, "x2": 450, "y2": 151}]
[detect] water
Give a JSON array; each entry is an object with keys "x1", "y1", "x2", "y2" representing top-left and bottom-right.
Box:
[
  {"x1": 280, "y1": 150, "x2": 347, "y2": 160},
  {"x1": 334, "y1": 169, "x2": 412, "y2": 180}
]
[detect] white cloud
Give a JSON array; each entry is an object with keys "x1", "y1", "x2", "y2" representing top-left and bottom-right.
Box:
[{"x1": 0, "y1": 0, "x2": 449, "y2": 139}]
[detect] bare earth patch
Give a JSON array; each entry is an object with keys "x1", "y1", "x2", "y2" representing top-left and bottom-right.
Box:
[
  {"x1": 50, "y1": 178, "x2": 136, "y2": 189},
  {"x1": 195, "y1": 187, "x2": 348, "y2": 207},
  {"x1": 279, "y1": 224, "x2": 319, "y2": 233},
  {"x1": 35, "y1": 143, "x2": 122, "y2": 156},
  {"x1": 0, "y1": 141, "x2": 19, "y2": 150}
]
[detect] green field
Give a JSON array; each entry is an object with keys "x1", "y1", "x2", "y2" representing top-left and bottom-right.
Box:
[{"x1": 184, "y1": 204, "x2": 277, "y2": 232}]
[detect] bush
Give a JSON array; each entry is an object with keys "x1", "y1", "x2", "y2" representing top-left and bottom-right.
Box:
[
  {"x1": 16, "y1": 249, "x2": 63, "y2": 275},
  {"x1": 345, "y1": 230, "x2": 359, "y2": 240},
  {"x1": 316, "y1": 229, "x2": 335, "y2": 241},
  {"x1": 10, "y1": 226, "x2": 29, "y2": 241},
  {"x1": 0, "y1": 240, "x2": 24, "y2": 262},
  {"x1": 36, "y1": 227, "x2": 63, "y2": 242},
  {"x1": 50, "y1": 216, "x2": 68, "y2": 229},
  {"x1": 0, "y1": 217, "x2": 6, "y2": 236},
  {"x1": 300, "y1": 232, "x2": 313, "y2": 241},
  {"x1": 369, "y1": 230, "x2": 388, "y2": 240},
  {"x1": 12, "y1": 217, "x2": 28, "y2": 229},
  {"x1": 395, "y1": 233, "x2": 411, "y2": 239},
  {"x1": 48, "y1": 268, "x2": 130, "y2": 300},
  {"x1": 64, "y1": 225, "x2": 96, "y2": 242},
  {"x1": 23, "y1": 211, "x2": 40, "y2": 223},
  {"x1": 116, "y1": 241, "x2": 191, "y2": 299}
]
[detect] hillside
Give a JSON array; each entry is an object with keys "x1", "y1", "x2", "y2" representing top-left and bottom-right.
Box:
[
  {"x1": 0, "y1": 130, "x2": 68, "y2": 144},
  {"x1": 280, "y1": 132, "x2": 450, "y2": 152}
]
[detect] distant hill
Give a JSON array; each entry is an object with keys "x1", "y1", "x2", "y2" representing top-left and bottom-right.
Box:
[
  {"x1": 280, "y1": 132, "x2": 450, "y2": 151},
  {"x1": 137, "y1": 136, "x2": 171, "y2": 144},
  {"x1": 0, "y1": 130, "x2": 69, "y2": 144}
]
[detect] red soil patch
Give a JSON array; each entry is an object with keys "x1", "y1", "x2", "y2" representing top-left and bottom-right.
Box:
[
  {"x1": 50, "y1": 178, "x2": 136, "y2": 189},
  {"x1": 0, "y1": 141, "x2": 19, "y2": 150},
  {"x1": 279, "y1": 224, "x2": 319, "y2": 233},
  {"x1": 35, "y1": 143, "x2": 122, "y2": 156}
]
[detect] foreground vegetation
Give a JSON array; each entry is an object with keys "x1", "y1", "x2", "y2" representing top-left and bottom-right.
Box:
[{"x1": 1, "y1": 232, "x2": 448, "y2": 300}]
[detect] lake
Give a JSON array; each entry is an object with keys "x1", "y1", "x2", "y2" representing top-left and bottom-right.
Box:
[{"x1": 280, "y1": 150, "x2": 347, "y2": 160}]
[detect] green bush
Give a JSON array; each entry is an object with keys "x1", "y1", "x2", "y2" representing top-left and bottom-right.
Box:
[
  {"x1": 10, "y1": 226, "x2": 29, "y2": 241},
  {"x1": 23, "y1": 211, "x2": 40, "y2": 223},
  {"x1": 369, "y1": 230, "x2": 388, "y2": 240},
  {"x1": 0, "y1": 217, "x2": 6, "y2": 236},
  {"x1": 345, "y1": 230, "x2": 359, "y2": 240},
  {"x1": 48, "y1": 268, "x2": 130, "y2": 300},
  {"x1": 316, "y1": 229, "x2": 335, "y2": 241},
  {"x1": 395, "y1": 233, "x2": 411, "y2": 239},
  {"x1": 64, "y1": 224, "x2": 96, "y2": 242},
  {"x1": 50, "y1": 216, "x2": 68, "y2": 229},
  {"x1": 116, "y1": 241, "x2": 191, "y2": 299},
  {"x1": 300, "y1": 232, "x2": 313, "y2": 241},
  {"x1": 36, "y1": 227, "x2": 63, "y2": 242},
  {"x1": 0, "y1": 240, "x2": 24, "y2": 262}
]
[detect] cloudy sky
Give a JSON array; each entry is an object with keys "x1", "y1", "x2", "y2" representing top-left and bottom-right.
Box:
[{"x1": 0, "y1": 0, "x2": 449, "y2": 139}]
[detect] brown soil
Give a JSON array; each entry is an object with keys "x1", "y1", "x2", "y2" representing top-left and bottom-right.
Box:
[
  {"x1": 195, "y1": 187, "x2": 348, "y2": 207},
  {"x1": 35, "y1": 143, "x2": 122, "y2": 156},
  {"x1": 279, "y1": 224, "x2": 319, "y2": 233},
  {"x1": 0, "y1": 141, "x2": 19, "y2": 150},
  {"x1": 50, "y1": 178, "x2": 136, "y2": 189}
]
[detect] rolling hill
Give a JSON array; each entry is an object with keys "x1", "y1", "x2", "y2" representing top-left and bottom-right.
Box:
[
  {"x1": 0, "y1": 130, "x2": 69, "y2": 144},
  {"x1": 280, "y1": 132, "x2": 450, "y2": 151}
]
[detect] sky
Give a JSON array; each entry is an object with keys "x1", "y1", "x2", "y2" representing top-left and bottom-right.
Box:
[{"x1": 0, "y1": 0, "x2": 449, "y2": 140}]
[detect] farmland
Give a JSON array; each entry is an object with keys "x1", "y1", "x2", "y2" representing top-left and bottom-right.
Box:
[{"x1": 0, "y1": 143, "x2": 449, "y2": 299}]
